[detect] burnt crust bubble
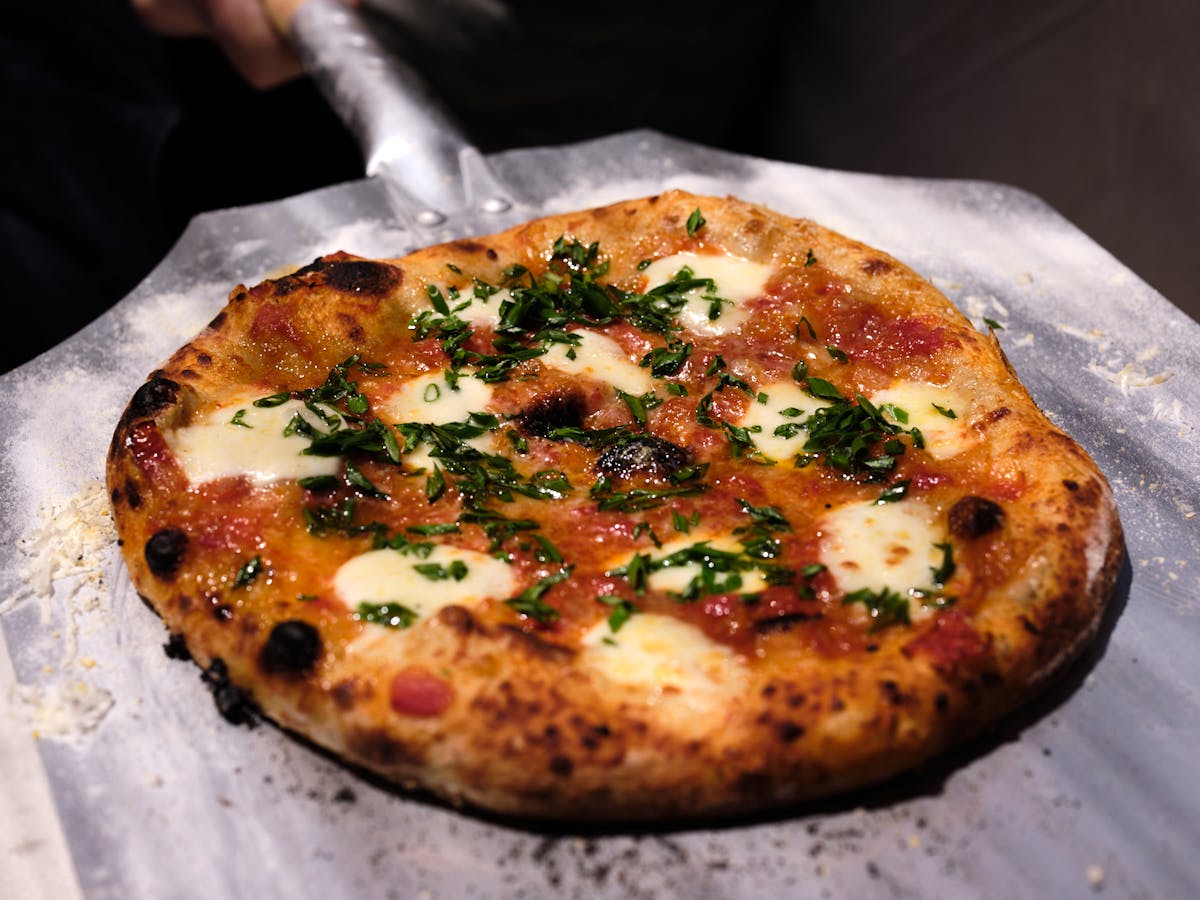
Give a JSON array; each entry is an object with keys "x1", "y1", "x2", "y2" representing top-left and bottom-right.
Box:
[
  {"x1": 144, "y1": 528, "x2": 188, "y2": 578},
  {"x1": 949, "y1": 496, "x2": 1005, "y2": 540},
  {"x1": 260, "y1": 621, "x2": 322, "y2": 674},
  {"x1": 597, "y1": 435, "x2": 692, "y2": 479},
  {"x1": 127, "y1": 376, "x2": 179, "y2": 421}
]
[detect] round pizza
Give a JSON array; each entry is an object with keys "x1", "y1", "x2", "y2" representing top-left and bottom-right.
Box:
[{"x1": 107, "y1": 191, "x2": 1122, "y2": 820}]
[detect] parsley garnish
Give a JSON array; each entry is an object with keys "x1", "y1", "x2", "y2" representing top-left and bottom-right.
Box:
[
  {"x1": 413, "y1": 560, "x2": 469, "y2": 582},
  {"x1": 686, "y1": 208, "x2": 706, "y2": 237},
  {"x1": 599, "y1": 595, "x2": 637, "y2": 633},
  {"x1": 804, "y1": 249, "x2": 818, "y2": 267},
  {"x1": 506, "y1": 568, "x2": 571, "y2": 623},
  {"x1": 875, "y1": 480, "x2": 911, "y2": 504},
  {"x1": 843, "y1": 587, "x2": 910, "y2": 631},
  {"x1": 230, "y1": 409, "x2": 251, "y2": 428},
  {"x1": 931, "y1": 403, "x2": 958, "y2": 419},
  {"x1": 233, "y1": 556, "x2": 263, "y2": 588},
  {"x1": 355, "y1": 602, "x2": 417, "y2": 629},
  {"x1": 983, "y1": 317, "x2": 1004, "y2": 331}
]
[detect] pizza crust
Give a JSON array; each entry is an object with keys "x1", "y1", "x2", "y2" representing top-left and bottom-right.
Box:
[{"x1": 107, "y1": 191, "x2": 1122, "y2": 820}]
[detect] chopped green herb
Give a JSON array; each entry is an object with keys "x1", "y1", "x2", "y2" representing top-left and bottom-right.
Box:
[
  {"x1": 345, "y1": 460, "x2": 388, "y2": 499},
  {"x1": 230, "y1": 409, "x2": 251, "y2": 428},
  {"x1": 297, "y1": 474, "x2": 338, "y2": 492},
  {"x1": 506, "y1": 568, "x2": 571, "y2": 623},
  {"x1": 930, "y1": 542, "x2": 956, "y2": 587},
  {"x1": 843, "y1": 587, "x2": 910, "y2": 631},
  {"x1": 686, "y1": 208, "x2": 706, "y2": 237},
  {"x1": 598, "y1": 595, "x2": 637, "y2": 633},
  {"x1": 640, "y1": 340, "x2": 693, "y2": 377},
  {"x1": 876, "y1": 480, "x2": 911, "y2": 504},
  {"x1": 233, "y1": 556, "x2": 263, "y2": 589},
  {"x1": 413, "y1": 560, "x2": 469, "y2": 582},
  {"x1": 931, "y1": 403, "x2": 958, "y2": 419},
  {"x1": 804, "y1": 249, "x2": 818, "y2": 267},
  {"x1": 983, "y1": 317, "x2": 1004, "y2": 331},
  {"x1": 826, "y1": 346, "x2": 848, "y2": 363},
  {"x1": 253, "y1": 391, "x2": 291, "y2": 408},
  {"x1": 355, "y1": 601, "x2": 417, "y2": 629}
]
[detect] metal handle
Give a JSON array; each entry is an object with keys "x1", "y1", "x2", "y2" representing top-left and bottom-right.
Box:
[{"x1": 289, "y1": 0, "x2": 513, "y2": 224}]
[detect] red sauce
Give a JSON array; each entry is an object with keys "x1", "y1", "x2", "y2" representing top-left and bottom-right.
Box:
[{"x1": 390, "y1": 668, "x2": 454, "y2": 717}]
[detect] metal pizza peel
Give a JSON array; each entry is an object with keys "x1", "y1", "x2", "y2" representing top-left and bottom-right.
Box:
[{"x1": 2, "y1": 1, "x2": 1198, "y2": 897}]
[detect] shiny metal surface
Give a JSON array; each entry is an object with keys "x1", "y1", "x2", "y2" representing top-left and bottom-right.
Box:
[{"x1": 1, "y1": 130, "x2": 1197, "y2": 899}]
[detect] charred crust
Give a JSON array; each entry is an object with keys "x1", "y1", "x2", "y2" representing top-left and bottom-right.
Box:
[
  {"x1": 519, "y1": 390, "x2": 587, "y2": 438},
  {"x1": 196, "y1": 353, "x2": 212, "y2": 366},
  {"x1": 1063, "y1": 479, "x2": 1079, "y2": 491},
  {"x1": 180, "y1": 369, "x2": 199, "y2": 380},
  {"x1": 776, "y1": 722, "x2": 805, "y2": 743},
  {"x1": 213, "y1": 603, "x2": 233, "y2": 622},
  {"x1": 350, "y1": 730, "x2": 420, "y2": 766},
  {"x1": 451, "y1": 239, "x2": 485, "y2": 253},
  {"x1": 124, "y1": 480, "x2": 142, "y2": 509},
  {"x1": 332, "y1": 678, "x2": 365, "y2": 710},
  {"x1": 1021, "y1": 616, "x2": 1042, "y2": 635},
  {"x1": 934, "y1": 691, "x2": 950, "y2": 712},
  {"x1": 596, "y1": 435, "x2": 692, "y2": 480},
  {"x1": 549, "y1": 755, "x2": 574, "y2": 777},
  {"x1": 163, "y1": 633, "x2": 191, "y2": 661},
  {"x1": 754, "y1": 611, "x2": 822, "y2": 634},
  {"x1": 499, "y1": 625, "x2": 573, "y2": 661},
  {"x1": 126, "y1": 376, "x2": 179, "y2": 422},
  {"x1": 202, "y1": 658, "x2": 256, "y2": 726},
  {"x1": 144, "y1": 528, "x2": 188, "y2": 578},
  {"x1": 949, "y1": 496, "x2": 1005, "y2": 540},
  {"x1": 259, "y1": 620, "x2": 322, "y2": 675},
  {"x1": 280, "y1": 258, "x2": 402, "y2": 296},
  {"x1": 436, "y1": 605, "x2": 476, "y2": 634},
  {"x1": 860, "y1": 258, "x2": 893, "y2": 275},
  {"x1": 485, "y1": 248, "x2": 498, "y2": 260},
  {"x1": 208, "y1": 311, "x2": 228, "y2": 329},
  {"x1": 984, "y1": 407, "x2": 1011, "y2": 426}
]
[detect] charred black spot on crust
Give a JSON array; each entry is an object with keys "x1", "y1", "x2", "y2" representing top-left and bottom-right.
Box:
[
  {"x1": 145, "y1": 528, "x2": 187, "y2": 578},
  {"x1": 861, "y1": 258, "x2": 893, "y2": 275},
  {"x1": 110, "y1": 487, "x2": 120, "y2": 504},
  {"x1": 127, "y1": 376, "x2": 179, "y2": 421},
  {"x1": 280, "y1": 258, "x2": 402, "y2": 296},
  {"x1": 1021, "y1": 616, "x2": 1042, "y2": 635},
  {"x1": 202, "y1": 658, "x2": 257, "y2": 726},
  {"x1": 327, "y1": 260, "x2": 401, "y2": 294},
  {"x1": 984, "y1": 407, "x2": 1011, "y2": 426},
  {"x1": 935, "y1": 691, "x2": 950, "y2": 712},
  {"x1": 124, "y1": 480, "x2": 141, "y2": 508},
  {"x1": 776, "y1": 722, "x2": 805, "y2": 743},
  {"x1": 1063, "y1": 479, "x2": 1079, "y2": 491},
  {"x1": 180, "y1": 369, "x2": 199, "y2": 380},
  {"x1": 485, "y1": 248, "x2": 498, "y2": 260},
  {"x1": 451, "y1": 239, "x2": 485, "y2": 253},
  {"x1": 549, "y1": 755, "x2": 574, "y2": 777},
  {"x1": 880, "y1": 680, "x2": 913, "y2": 706},
  {"x1": 209, "y1": 311, "x2": 228, "y2": 329},
  {"x1": 213, "y1": 603, "x2": 233, "y2": 622},
  {"x1": 163, "y1": 633, "x2": 191, "y2": 661},
  {"x1": 519, "y1": 390, "x2": 587, "y2": 438},
  {"x1": 596, "y1": 435, "x2": 692, "y2": 480},
  {"x1": 259, "y1": 620, "x2": 321, "y2": 674},
  {"x1": 499, "y1": 625, "x2": 573, "y2": 661},
  {"x1": 754, "y1": 611, "x2": 822, "y2": 634},
  {"x1": 197, "y1": 353, "x2": 212, "y2": 366},
  {"x1": 436, "y1": 605, "x2": 476, "y2": 633},
  {"x1": 949, "y1": 496, "x2": 1005, "y2": 540}
]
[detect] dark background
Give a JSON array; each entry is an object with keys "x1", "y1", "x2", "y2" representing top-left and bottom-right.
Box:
[{"x1": 2, "y1": 0, "x2": 1195, "y2": 374}]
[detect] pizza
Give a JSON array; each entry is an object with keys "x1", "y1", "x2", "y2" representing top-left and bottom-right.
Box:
[{"x1": 106, "y1": 191, "x2": 1122, "y2": 820}]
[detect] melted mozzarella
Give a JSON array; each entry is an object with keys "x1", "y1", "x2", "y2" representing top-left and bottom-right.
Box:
[
  {"x1": 381, "y1": 371, "x2": 497, "y2": 470},
  {"x1": 640, "y1": 252, "x2": 772, "y2": 336},
  {"x1": 540, "y1": 331, "x2": 652, "y2": 395},
  {"x1": 165, "y1": 398, "x2": 342, "y2": 485},
  {"x1": 613, "y1": 534, "x2": 769, "y2": 597},
  {"x1": 333, "y1": 545, "x2": 516, "y2": 622},
  {"x1": 869, "y1": 383, "x2": 977, "y2": 460},
  {"x1": 383, "y1": 370, "x2": 495, "y2": 425},
  {"x1": 456, "y1": 287, "x2": 509, "y2": 329},
  {"x1": 736, "y1": 381, "x2": 834, "y2": 461},
  {"x1": 818, "y1": 501, "x2": 944, "y2": 597},
  {"x1": 579, "y1": 613, "x2": 745, "y2": 716}
]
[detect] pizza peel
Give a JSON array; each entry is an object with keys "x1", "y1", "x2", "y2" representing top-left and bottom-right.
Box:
[{"x1": 2, "y1": 1, "x2": 1199, "y2": 897}]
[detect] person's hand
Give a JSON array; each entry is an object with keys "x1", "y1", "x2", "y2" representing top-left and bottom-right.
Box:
[{"x1": 131, "y1": 0, "x2": 305, "y2": 88}]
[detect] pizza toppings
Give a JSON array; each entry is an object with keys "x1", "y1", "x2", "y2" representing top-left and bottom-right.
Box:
[{"x1": 107, "y1": 191, "x2": 1121, "y2": 819}]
